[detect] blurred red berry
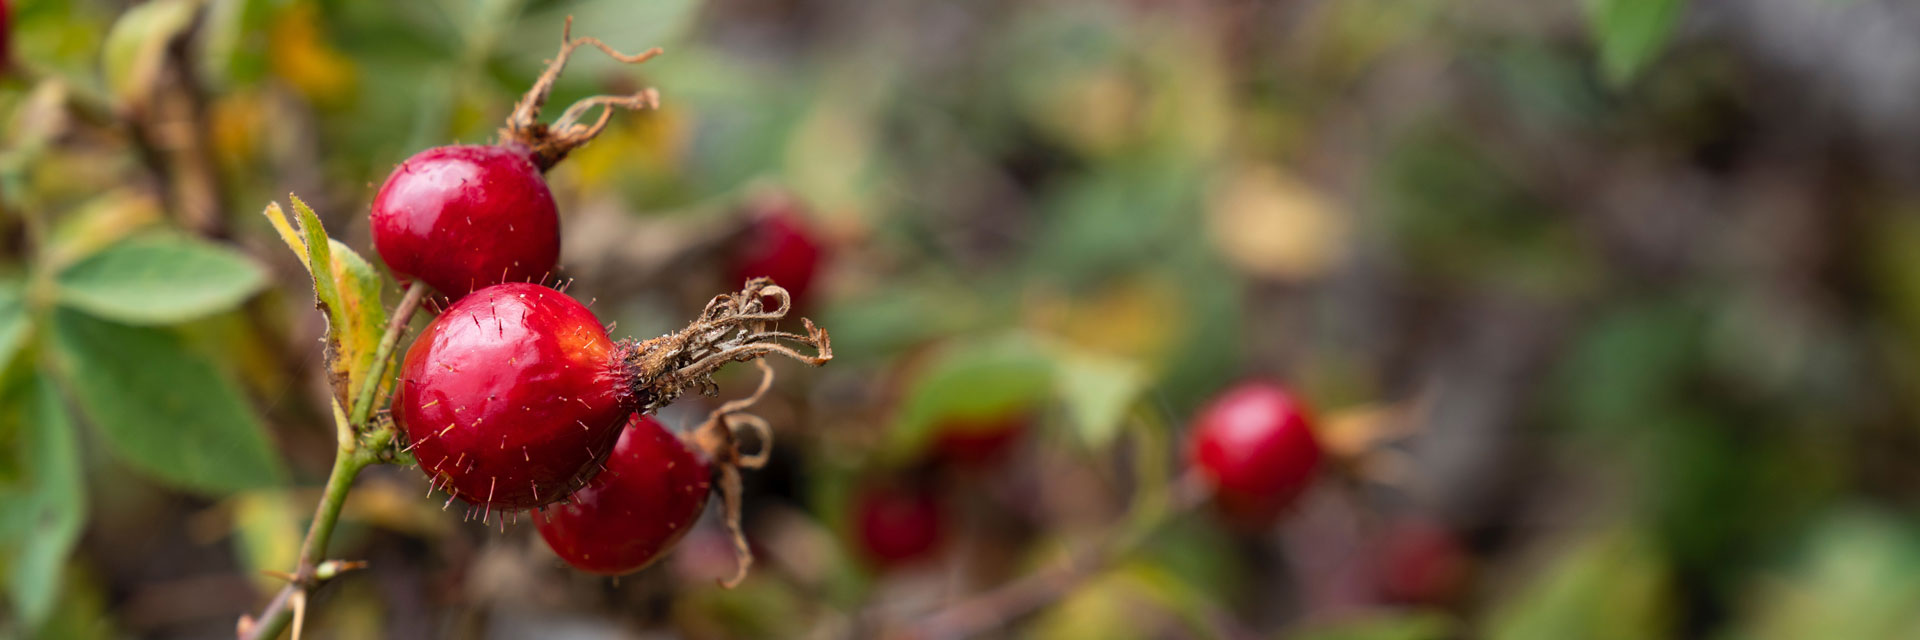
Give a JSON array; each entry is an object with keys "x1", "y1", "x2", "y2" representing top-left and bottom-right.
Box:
[
  {"x1": 1374, "y1": 519, "x2": 1470, "y2": 605},
  {"x1": 730, "y1": 205, "x2": 825, "y2": 307},
  {"x1": 1186, "y1": 381, "x2": 1323, "y2": 529},
  {"x1": 930, "y1": 413, "x2": 1029, "y2": 468},
  {"x1": 853, "y1": 482, "x2": 945, "y2": 569}
]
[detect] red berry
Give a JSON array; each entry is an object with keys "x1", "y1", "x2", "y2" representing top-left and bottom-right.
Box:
[
  {"x1": 1373, "y1": 519, "x2": 1469, "y2": 605},
  {"x1": 371, "y1": 144, "x2": 559, "y2": 299},
  {"x1": 537, "y1": 415, "x2": 712, "y2": 575},
  {"x1": 852, "y1": 482, "x2": 945, "y2": 569},
  {"x1": 730, "y1": 207, "x2": 825, "y2": 307},
  {"x1": 1186, "y1": 381, "x2": 1323, "y2": 529},
  {"x1": 930, "y1": 413, "x2": 1028, "y2": 468},
  {"x1": 395, "y1": 283, "x2": 628, "y2": 511}
]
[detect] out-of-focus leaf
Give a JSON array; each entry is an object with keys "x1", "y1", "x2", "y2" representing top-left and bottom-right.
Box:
[
  {"x1": 1052, "y1": 347, "x2": 1147, "y2": 448},
  {"x1": 1291, "y1": 612, "x2": 1455, "y2": 640},
  {"x1": 1735, "y1": 510, "x2": 1920, "y2": 640},
  {"x1": 42, "y1": 191, "x2": 164, "y2": 271},
  {"x1": 887, "y1": 333, "x2": 1053, "y2": 458},
  {"x1": 229, "y1": 491, "x2": 302, "y2": 593},
  {"x1": 268, "y1": 1, "x2": 357, "y2": 105},
  {"x1": 101, "y1": 0, "x2": 198, "y2": 107},
  {"x1": 48, "y1": 309, "x2": 285, "y2": 494},
  {"x1": 1206, "y1": 164, "x2": 1349, "y2": 281},
  {"x1": 0, "y1": 371, "x2": 86, "y2": 631},
  {"x1": 0, "y1": 280, "x2": 28, "y2": 370},
  {"x1": 1588, "y1": 0, "x2": 1685, "y2": 87},
  {"x1": 262, "y1": 199, "x2": 391, "y2": 408},
  {"x1": 1489, "y1": 527, "x2": 1675, "y2": 640},
  {"x1": 1027, "y1": 567, "x2": 1177, "y2": 640},
  {"x1": 53, "y1": 235, "x2": 267, "y2": 325}
]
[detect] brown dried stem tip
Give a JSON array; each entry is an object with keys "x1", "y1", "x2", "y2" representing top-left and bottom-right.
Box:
[
  {"x1": 620, "y1": 277, "x2": 832, "y2": 416},
  {"x1": 502, "y1": 16, "x2": 664, "y2": 171},
  {"x1": 689, "y1": 359, "x2": 778, "y2": 589}
]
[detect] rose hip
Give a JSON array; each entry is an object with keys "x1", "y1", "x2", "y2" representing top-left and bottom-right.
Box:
[
  {"x1": 537, "y1": 415, "x2": 712, "y2": 575},
  {"x1": 1186, "y1": 380, "x2": 1323, "y2": 529}
]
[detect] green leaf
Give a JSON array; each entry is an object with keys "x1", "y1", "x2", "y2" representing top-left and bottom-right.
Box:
[
  {"x1": 1489, "y1": 527, "x2": 1675, "y2": 640},
  {"x1": 0, "y1": 280, "x2": 28, "y2": 370},
  {"x1": 0, "y1": 371, "x2": 86, "y2": 631},
  {"x1": 1052, "y1": 348, "x2": 1148, "y2": 448},
  {"x1": 101, "y1": 0, "x2": 199, "y2": 107},
  {"x1": 54, "y1": 235, "x2": 267, "y2": 325},
  {"x1": 263, "y1": 199, "x2": 390, "y2": 408},
  {"x1": 1589, "y1": 0, "x2": 1685, "y2": 86},
  {"x1": 1734, "y1": 510, "x2": 1920, "y2": 640},
  {"x1": 48, "y1": 309, "x2": 285, "y2": 494},
  {"x1": 887, "y1": 333, "x2": 1054, "y2": 458}
]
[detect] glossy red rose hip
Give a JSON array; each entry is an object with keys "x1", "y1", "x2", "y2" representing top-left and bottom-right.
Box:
[
  {"x1": 537, "y1": 415, "x2": 713, "y2": 575},
  {"x1": 853, "y1": 482, "x2": 945, "y2": 569},
  {"x1": 371, "y1": 144, "x2": 560, "y2": 299},
  {"x1": 396, "y1": 283, "x2": 628, "y2": 510},
  {"x1": 1186, "y1": 381, "x2": 1322, "y2": 529},
  {"x1": 729, "y1": 207, "x2": 825, "y2": 307}
]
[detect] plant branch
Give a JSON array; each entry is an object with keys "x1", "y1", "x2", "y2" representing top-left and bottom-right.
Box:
[
  {"x1": 349, "y1": 281, "x2": 429, "y2": 427},
  {"x1": 240, "y1": 281, "x2": 427, "y2": 638},
  {"x1": 238, "y1": 446, "x2": 374, "y2": 640}
]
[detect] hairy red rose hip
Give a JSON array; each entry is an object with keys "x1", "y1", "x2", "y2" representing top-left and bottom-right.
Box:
[
  {"x1": 396, "y1": 279, "x2": 831, "y2": 516},
  {"x1": 370, "y1": 144, "x2": 560, "y2": 299},
  {"x1": 537, "y1": 415, "x2": 712, "y2": 575},
  {"x1": 853, "y1": 482, "x2": 946, "y2": 569},
  {"x1": 1186, "y1": 380, "x2": 1323, "y2": 529},
  {"x1": 396, "y1": 283, "x2": 628, "y2": 510}
]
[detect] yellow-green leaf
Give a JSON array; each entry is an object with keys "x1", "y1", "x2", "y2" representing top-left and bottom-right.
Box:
[{"x1": 261, "y1": 199, "x2": 391, "y2": 408}]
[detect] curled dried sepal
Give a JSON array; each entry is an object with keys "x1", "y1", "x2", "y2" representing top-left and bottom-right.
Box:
[
  {"x1": 502, "y1": 16, "x2": 664, "y2": 170},
  {"x1": 621, "y1": 278, "x2": 832, "y2": 415},
  {"x1": 688, "y1": 360, "x2": 778, "y2": 588}
]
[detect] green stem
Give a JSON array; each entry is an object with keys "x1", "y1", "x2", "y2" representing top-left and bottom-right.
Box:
[
  {"x1": 243, "y1": 282, "x2": 428, "y2": 639},
  {"x1": 243, "y1": 446, "x2": 373, "y2": 640},
  {"x1": 349, "y1": 281, "x2": 428, "y2": 426}
]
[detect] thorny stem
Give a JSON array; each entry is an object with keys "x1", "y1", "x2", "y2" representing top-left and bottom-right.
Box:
[
  {"x1": 501, "y1": 16, "x2": 664, "y2": 171},
  {"x1": 241, "y1": 281, "x2": 427, "y2": 639},
  {"x1": 239, "y1": 446, "x2": 376, "y2": 640},
  {"x1": 349, "y1": 281, "x2": 429, "y2": 428}
]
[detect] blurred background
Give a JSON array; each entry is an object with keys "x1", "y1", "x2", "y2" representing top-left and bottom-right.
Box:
[{"x1": 5, "y1": 0, "x2": 1920, "y2": 638}]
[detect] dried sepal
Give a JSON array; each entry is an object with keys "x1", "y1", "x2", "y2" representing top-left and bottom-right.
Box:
[{"x1": 501, "y1": 16, "x2": 664, "y2": 170}]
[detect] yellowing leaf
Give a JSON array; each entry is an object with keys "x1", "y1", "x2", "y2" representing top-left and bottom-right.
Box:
[
  {"x1": 269, "y1": 2, "x2": 357, "y2": 105},
  {"x1": 261, "y1": 199, "x2": 391, "y2": 410},
  {"x1": 1207, "y1": 164, "x2": 1349, "y2": 281},
  {"x1": 1028, "y1": 277, "x2": 1180, "y2": 365}
]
